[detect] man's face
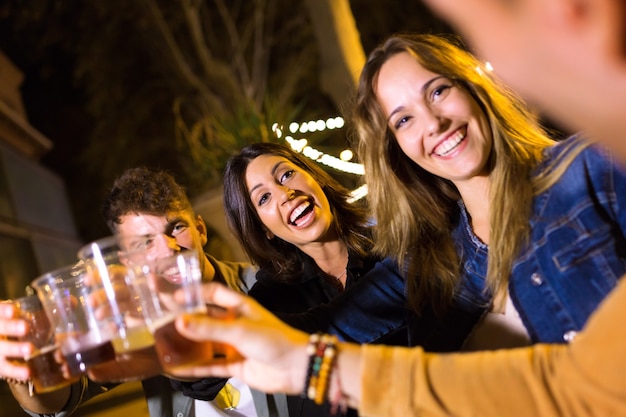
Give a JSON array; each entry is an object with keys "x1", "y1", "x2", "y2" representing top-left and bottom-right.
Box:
[{"x1": 116, "y1": 210, "x2": 207, "y2": 264}]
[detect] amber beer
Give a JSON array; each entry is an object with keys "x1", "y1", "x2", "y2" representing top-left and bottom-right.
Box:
[
  {"x1": 61, "y1": 340, "x2": 117, "y2": 378},
  {"x1": 106, "y1": 326, "x2": 162, "y2": 381},
  {"x1": 75, "y1": 236, "x2": 164, "y2": 381},
  {"x1": 13, "y1": 294, "x2": 80, "y2": 393},
  {"x1": 152, "y1": 315, "x2": 215, "y2": 373},
  {"x1": 27, "y1": 345, "x2": 80, "y2": 393},
  {"x1": 131, "y1": 251, "x2": 212, "y2": 372}
]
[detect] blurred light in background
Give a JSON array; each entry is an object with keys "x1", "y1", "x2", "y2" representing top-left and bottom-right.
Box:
[{"x1": 273, "y1": 117, "x2": 366, "y2": 200}]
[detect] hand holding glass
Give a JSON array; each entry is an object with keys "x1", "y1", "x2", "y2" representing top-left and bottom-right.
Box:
[
  {"x1": 76, "y1": 236, "x2": 162, "y2": 382},
  {"x1": 31, "y1": 264, "x2": 118, "y2": 379},
  {"x1": 14, "y1": 294, "x2": 80, "y2": 393},
  {"x1": 130, "y1": 250, "x2": 215, "y2": 374}
]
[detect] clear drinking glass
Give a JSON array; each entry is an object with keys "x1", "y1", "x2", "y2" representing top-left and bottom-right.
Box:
[
  {"x1": 76, "y1": 236, "x2": 162, "y2": 382},
  {"x1": 14, "y1": 294, "x2": 80, "y2": 393},
  {"x1": 129, "y1": 250, "x2": 215, "y2": 374},
  {"x1": 31, "y1": 263, "x2": 118, "y2": 379}
]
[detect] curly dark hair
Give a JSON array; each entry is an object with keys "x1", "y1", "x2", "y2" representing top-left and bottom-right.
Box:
[
  {"x1": 223, "y1": 142, "x2": 372, "y2": 282},
  {"x1": 103, "y1": 166, "x2": 192, "y2": 233}
]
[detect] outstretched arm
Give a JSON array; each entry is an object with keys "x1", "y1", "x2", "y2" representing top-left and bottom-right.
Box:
[{"x1": 175, "y1": 277, "x2": 626, "y2": 417}]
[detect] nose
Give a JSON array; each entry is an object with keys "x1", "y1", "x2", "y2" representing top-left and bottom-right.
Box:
[
  {"x1": 278, "y1": 186, "x2": 296, "y2": 204},
  {"x1": 150, "y1": 234, "x2": 180, "y2": 259},
  {"x1": 423, "y1": 107, "x2": 448, "y2": 137}
]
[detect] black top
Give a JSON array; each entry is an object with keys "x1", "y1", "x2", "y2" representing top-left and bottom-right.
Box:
[
  {"x1": 250, "y1": 250, "x2": 374, "y2": 311},
  {"x1": 249, "y1": 251, "x2": 406, "y2": 417}
]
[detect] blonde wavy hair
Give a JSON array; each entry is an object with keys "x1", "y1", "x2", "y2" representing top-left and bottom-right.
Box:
[{"x1": 352, "y1": 34, "x2": 586, "y2": 314}]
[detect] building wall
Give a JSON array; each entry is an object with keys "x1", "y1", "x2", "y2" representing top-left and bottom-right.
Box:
[
  {"x1": 0, "y1": 50, "x2": 82, "y2": 299},
  {"x1": 192, "y1": 186, "x2": 249, "y2": 263}
]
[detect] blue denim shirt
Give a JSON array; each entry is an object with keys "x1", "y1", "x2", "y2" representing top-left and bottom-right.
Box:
[{"x1": 455, "y1": 135, "x2": 626, "y2": 343}]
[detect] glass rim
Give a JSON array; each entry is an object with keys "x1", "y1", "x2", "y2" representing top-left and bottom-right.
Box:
[
  {"x1": 76, "y1": 235, "x2": 121, "y2": 261},
  {"x1": 30, "y1": 262, "x2": 86, "y2": 290}
]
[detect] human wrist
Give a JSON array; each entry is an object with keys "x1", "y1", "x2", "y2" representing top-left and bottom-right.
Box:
[
  {"x1": 332, "y1": 342, "x2": 362, "y2": 409},
  {"x1": 298, "y1": 334, "x2": 360, "y2": 412},
  {"x1": 290, "y1": 335, "x2": 311, "y2": 394},
  {"x1": 300, "y1": 333, "x2": 338, "y2": 404},
  {"x1": 5, "y1": 376, "x2": 35, "y2": 399}
]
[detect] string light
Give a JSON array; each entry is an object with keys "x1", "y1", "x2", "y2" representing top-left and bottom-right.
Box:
[
  {"x1": 339, "y1": 149, "x2": 353, "y2": 161},
  {"x1": 283, "y1": 136, "x2": 364, "y2": 175},
  {"x1": 272, "y1": 118, "x2": 362, "y2": 175},
  {"x1": 272, "y1": 118, "x2": 367, "y2": 201},
  {"x1": 347, "y1": 184, "x2": 368, "y2": 204}
]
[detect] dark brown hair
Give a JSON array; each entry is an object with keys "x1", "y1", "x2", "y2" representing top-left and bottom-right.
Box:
[
  {"x1": 223, "y1": 142, "x2": 372, "y2": 281},
  {"x1": 103, "y1": 166, "x2": 192, "y2": 233}
]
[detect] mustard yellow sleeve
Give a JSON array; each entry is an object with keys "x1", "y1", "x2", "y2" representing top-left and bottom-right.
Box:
[{"x1": 360, "y1": 278, "x2": 626, "y2": 417}]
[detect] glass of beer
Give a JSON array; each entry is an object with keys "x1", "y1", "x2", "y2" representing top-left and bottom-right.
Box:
[
  {"x1": 76, "y1": 236, "x2": 162, "y2": 382},
  {"x1": 31, "y1": 263, "x2": 119, "y2": 379},
  {"x1": 130, "y1": 250, "x2": 215, "y2": 374},
  {"x1": 14, "y1": 294, "x2": 80, "y2": 393}
]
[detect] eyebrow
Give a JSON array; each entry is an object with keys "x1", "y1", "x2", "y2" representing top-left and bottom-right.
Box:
[
  {"x1": 163, "y1": 215, "x2": 186, "y2": 233},
  {"x1": 248, "y1": 160, "x2": 285, "y2": 196},
  {"x1": 165, "y1": 213, "x2": 184, "y2": 225},
  {"x1": 386, "y1": 75, "x2": 447, "y2": 124}
]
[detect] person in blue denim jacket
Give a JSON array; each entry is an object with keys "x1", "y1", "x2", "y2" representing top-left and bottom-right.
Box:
[{"x1": 349, "y1": 33, "x2": 626, "y2": 348}]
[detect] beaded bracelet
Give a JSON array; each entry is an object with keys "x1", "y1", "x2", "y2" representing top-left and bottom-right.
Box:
[{"x1": 301, "y1": 333, "x2": 338, "y2": 405}]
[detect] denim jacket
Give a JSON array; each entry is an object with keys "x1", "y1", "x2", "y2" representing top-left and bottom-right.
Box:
[
  {"x1": 514, "y1": 136, "x2": 626, "y2": 342},
  {"x1": 455, "y1": 135, "x2": 626, "y2": 343}
]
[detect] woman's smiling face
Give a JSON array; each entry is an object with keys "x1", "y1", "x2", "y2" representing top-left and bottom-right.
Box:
[
  {"x1": 376, "y1": 52, "x2": 493, "y2": 185},
  {"x1": 245, "y1": 154, "x2": 335, "y2": 249}
]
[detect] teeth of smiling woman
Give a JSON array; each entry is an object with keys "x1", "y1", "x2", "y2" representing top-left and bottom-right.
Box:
[
  {"x1": 289, "y1": 201, "x2": 311, "y2": 224},
  {"x1": 434, "y1": 130, "x2": 466, "y2": 156}
]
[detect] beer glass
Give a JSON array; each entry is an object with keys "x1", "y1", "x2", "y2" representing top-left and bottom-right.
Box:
[
  {"x1": 130, "y1": 250, "x2": 215, "y2": 374},
  {"x1": 76, "y1": 236, "x2": 162, "y2": 382},
  {"x1": 31, "y1": 263, "x2": 118, "y2": 378},
  {"x1": 14, "y1": 294, "x2": 80, "y2": 393}
]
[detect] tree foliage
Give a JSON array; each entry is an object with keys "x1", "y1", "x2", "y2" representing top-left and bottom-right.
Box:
[
  {"x1": 0, "y1": 0, "x2": 450, "y2": 240},
  {"x1": 0, "y1": 0, "x2": 334, "y2": 239}
]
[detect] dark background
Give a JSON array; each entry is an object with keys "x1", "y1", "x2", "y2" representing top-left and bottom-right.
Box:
[{"x1": 0, "y1": 0, "x2": 452, "y2": 242}]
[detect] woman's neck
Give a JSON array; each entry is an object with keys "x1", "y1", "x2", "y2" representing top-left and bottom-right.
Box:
[
  {"x1": 455, "y1": 175, "x2": 491, "y2": 244},
  {"x1": 302, "y1": 240, "x2": 350, "y2": 286}
]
